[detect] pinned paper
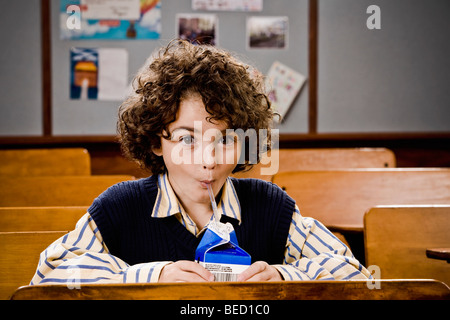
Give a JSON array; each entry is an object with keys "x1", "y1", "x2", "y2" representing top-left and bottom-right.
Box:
[
  {"x1": 265, "y1": 61, "x2": 306, "y2": 121},
  {"x1": 192, "y1": 0, "x2": 263, "y2": 12},
  {"x1": 60, "y1": 0, "x2": 161, "y2": 40},
  {"x1": 70, "y1": 47, "x2": 128, "y2": 101},
  {"x1": 81, "y1": 0, "x2": 141, "y2": 20}
]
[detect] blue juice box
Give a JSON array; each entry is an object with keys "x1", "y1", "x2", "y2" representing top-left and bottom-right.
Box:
[{"x1": 195, "y1": 221, "x2": 251, "y2": 281}]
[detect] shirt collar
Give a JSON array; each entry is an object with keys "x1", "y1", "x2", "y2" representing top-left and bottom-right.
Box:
[{"x1": 151, "y1": 173, "x2": 241, "y2": 224}]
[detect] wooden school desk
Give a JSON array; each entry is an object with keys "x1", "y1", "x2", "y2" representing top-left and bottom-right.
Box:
[
  {"x1": 364, "y1": 205, "x2": 450, "y2": 285},
  {"x1": 0, "y1": 148, "x2": 91, "y2": 177},
  {"x1": 272, "y1": 168, "x2": 450, "y2": 232},
  {"x1": 11, "y1": 280, "x2": 450, "y2": 300},
  {"x1": 0, "y1": 175, "x2": 135, "y2": 207}
]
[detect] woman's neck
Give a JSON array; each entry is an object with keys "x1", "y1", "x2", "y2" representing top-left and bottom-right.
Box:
[{"x1": 181, "y1": 199, "x2": 213, "y2": 230}]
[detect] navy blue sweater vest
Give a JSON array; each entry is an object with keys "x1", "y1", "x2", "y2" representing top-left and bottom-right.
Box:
[{"x1": 88, "y1": 175, "x2": 295, "y2": 266}]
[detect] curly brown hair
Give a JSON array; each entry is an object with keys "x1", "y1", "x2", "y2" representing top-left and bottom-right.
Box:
[{"x1": 117, "y1": 39, "x2": 274, "y2": 175}]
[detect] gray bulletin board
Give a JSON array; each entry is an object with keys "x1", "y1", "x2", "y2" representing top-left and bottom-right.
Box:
[{"x1": 50, "y1": 0, "x2": 309, "y2": 136}]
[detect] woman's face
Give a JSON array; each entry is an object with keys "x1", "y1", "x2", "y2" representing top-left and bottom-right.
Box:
[{"x1": 153, "y1": 93, "x2": 241, "y2": 208}]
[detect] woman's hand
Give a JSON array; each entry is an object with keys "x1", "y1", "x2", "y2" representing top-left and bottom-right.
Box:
[
  {"x1": 159, "y1": 260, "x2": 215, "y2": 282},
  {"x1": 237, "y1": 261, "x2": 283, "y2": 282}
]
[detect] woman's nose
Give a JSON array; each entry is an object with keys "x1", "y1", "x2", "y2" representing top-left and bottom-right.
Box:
[{"x1": 202, "y1": 142, "x2": 216, "y2": 169}]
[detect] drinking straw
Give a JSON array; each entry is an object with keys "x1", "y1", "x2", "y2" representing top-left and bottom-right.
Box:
[{"x1": 207, "y1": 183, "x2": 221, "y2": 222}]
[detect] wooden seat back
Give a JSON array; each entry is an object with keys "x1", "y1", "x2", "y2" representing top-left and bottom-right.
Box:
[
  {"x1": 232, "y1": 147, "x2": 396, "y2": 181},
  {"x1": 271, "y1": 168, "x2": 450, "y2": 231},
  {"x1": 0, "y1": 231, "x2": 68, "y2": 300},
  {"x1": 10, "y1": 280, "x2": 450, "y2": 300},
  {"x1": 0, "y1": 206, "x2": 88, "y2": 231},
  {"x1": 0, "y1": 175, "x2": 135, "y2": 207},
  {"x1": 0, "y1": 148, "x2": 91, "y2": 176},
  {"x1": 364, "y1": 205, "x2": 450, "y2": 286}
]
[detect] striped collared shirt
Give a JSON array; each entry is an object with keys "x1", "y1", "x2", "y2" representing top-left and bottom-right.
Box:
[
  {"x1": 31, "y1": 174, "x2": 370, "y2": 286},
  {"x1": 152, "y1": 174, "x2": 241, "y2": 237}
]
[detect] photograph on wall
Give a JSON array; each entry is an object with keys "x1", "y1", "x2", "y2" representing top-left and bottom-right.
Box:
[
  {"x1": 192, "y1": 0, "x2": 263, "y2": 12},
  {"x1": 70, "y1": 47, "x2": 128, "y2": 101},
  {"x1": 265, "y1": 61, "x2": 306, "y2": 121},
  {"x1": 246, "y1": 16, "x2": 288, "y2": 49},
  {"x1": 176, "y1": 14, "x2": 218, "y2": 45},
  {"x1": 61, "y1": 0, "x2": 161, "y2": 40}
]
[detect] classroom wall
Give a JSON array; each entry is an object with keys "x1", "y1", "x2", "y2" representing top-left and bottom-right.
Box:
[
  {"x1": 0, "y1": 0, "x2": 449, "y2": 137},
  {"x1": 318, "y1": 0, "x2": 450, "y2": 133},
  {"x1": 0, "y1": 0, "x2": 42, "y2": 136}
]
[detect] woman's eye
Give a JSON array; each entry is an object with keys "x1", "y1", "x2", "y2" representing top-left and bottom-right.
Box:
[
  {"x1": 179, "y1": 135, "x2": 196, "y2": 146},
  {"x1": 219, "y1": 135, "x2": 236, "y2": 146}
]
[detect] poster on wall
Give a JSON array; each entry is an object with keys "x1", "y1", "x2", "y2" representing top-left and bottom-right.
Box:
[
  {"x1": 246, "y1": 16, "x2": 288, "y2": 49},
  {"x1": 70, "y1": 47, "x2": 128, "y2": 101},
  {"x1": 192, "y1": 0, "x2": 263, "y2": 12},
  {"x1": 61, "y1": 0, "x2": 161, "y2": 40},
  {"x1": 176, "y1": 14, "x2": 218, "y2": 45},
  {"x1": 265, "y1": 61, "x2": 306, "y2": 121}
]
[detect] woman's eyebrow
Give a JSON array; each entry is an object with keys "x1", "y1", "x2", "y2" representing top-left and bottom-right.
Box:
[
  {"x1": 171, "y1": 126, "x2": 196, "y2": 133},
  {"x1": 170, "y1": 126, "x2": 232, "y2": 138}
]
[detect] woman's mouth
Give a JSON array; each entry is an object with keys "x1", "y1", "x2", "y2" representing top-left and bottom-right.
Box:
[{"x1": 199, "y1": 180, "x2": 214, "y2": 188}]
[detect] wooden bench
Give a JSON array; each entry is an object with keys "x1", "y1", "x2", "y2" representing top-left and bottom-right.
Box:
[
  {"x1": 272, "y1": 168, "x2": 450, "y2": 232},
  {"x1": 364, "y1": 205, "x2": 450, "y2": 286},
  {"x1": 232, "y1": 147, "x2": 396, "y2": 181},
  {"x1": 0, "y1": 206, "x2": 88, "y2": 231},
  {"x1": 0, "y1": 175, "x2": 135, "y2": 207},
  {"x1": 11, "y1": 280, "x2": 450, "y2": 300},
  {"x1": 0, "y1": 231, "x2": 68, "y2": 300},
  {"x1": 0, "y1": 148, "x2": 91, "y2": 176}
]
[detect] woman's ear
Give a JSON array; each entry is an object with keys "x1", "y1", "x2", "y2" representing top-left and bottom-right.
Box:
[
  {"x1": 151, "y1": 132, "x2": 164, "y2": 156},
  {"x1": 152, "y1": 146, "x2": 163, "y2": 157}
]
